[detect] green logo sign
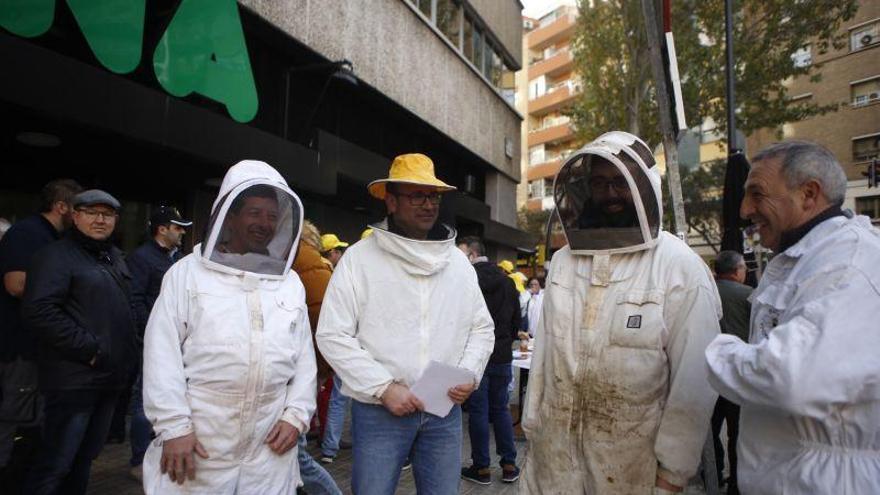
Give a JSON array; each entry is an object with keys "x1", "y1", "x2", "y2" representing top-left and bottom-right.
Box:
[{"x1": 0, "y1": 0, "x2": 259, "y2": 122}]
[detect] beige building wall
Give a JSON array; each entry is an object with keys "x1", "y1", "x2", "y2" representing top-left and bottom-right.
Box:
[{"x1": 746, "y1": 1, "x2": 880, "y2": 205}]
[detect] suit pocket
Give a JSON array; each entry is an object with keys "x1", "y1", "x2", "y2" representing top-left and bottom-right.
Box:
[{"x1": 609, "y1": 289, "x2": 665, "y2": 349}]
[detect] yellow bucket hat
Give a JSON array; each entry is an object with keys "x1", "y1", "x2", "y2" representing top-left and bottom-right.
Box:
[
  {"x1": 367, "y1": 153, "x2": 456, "y2": 200},
  {"x1": 321, "y1": 233, "x2": 349, "y2": 252}
]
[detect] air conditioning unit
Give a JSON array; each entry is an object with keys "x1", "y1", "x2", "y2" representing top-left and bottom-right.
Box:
[{"x1": 870, "y1": 92, "x2": 880, "y2": 102}]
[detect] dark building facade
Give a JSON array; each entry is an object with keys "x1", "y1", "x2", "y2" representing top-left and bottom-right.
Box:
[{"x1": 0, "y1": 0, "x2": 532, "y2": 257}]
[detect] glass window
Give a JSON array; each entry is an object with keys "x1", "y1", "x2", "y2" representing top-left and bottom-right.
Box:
[
  {"x1": 463, "y1": 16, "x2": 474, "y2": 63},
  {"x1": 436, "y1": 0, "x2": 462, "y2": 48},
  {"x1": 544, "y1": 179, "x2": 554, "y2": 198},
  {"x1": 851, "y1": 77, "x2": 880, "y2": 107},
  {"x1": 856, "y1": 195, "x2": 880, "y2": 219},
  {"x1": 491, "y1": 48, "x2": 504, "y2": 88},
  {"x1": 851, "y1": 22, "x2": 879, "y2": 52},
  {"x1": 473, "y1": 27, "x2": 484, "y2": 71},
  {"x1": 411, "y1": 0, "x2": 432, "y2": 19},
  {"x1": 791, "y1": 44, "x2": 811, "y2": 68},
  {"x1": 483, "y1": 40, "x2": 494, "y2": 80},
  {"x1": 853, "y1": 134, "x2": 880, "y2": 162},
  {"x1": 529, "y1": 145, "x2": 546, "y2": 166}
]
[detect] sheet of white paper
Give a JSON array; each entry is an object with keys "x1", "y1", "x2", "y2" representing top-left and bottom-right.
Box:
[{"x1": 410, "y1": 360, "x2": 475, "y2": 418}]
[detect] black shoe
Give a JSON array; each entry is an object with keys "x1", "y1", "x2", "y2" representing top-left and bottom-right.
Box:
[
  {"x1": 319, "y1": 454, "x2": 334, "y2": 464},
  {"x1": 402, "y1": 459, "x2": 412, "y2": 471},
  {"x1": 339, "y1": 439, "x2": 352, "y2": 450},
  {"x1": 501, "y1": 464, "x2": 520, "y2": 483},
  {"x1": 461, "y1": 465, "x2": 491, "y2": 485}
]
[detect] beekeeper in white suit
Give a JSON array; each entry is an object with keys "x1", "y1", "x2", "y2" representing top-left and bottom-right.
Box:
[
  {"x1": 142, "y1": 160, "x2": 317, "y2": 494},
  {"x1": 519, "y1": 131, "x2": 721, "y2": 494},
  {"x1": 706, "y1": 140, "x2": 880, "y2": 494}
]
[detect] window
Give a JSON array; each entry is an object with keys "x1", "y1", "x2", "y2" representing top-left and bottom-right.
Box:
[
  {"x1": 528, "y1": 179, "x2": 543, "y2": 199},
  {"x1": 791, "y1": 44, "x2": 811, "y2": 68},
  {"x1": 411, "y1": 0, "x2": 432, "y2": 19},
  {"x1": 462, "y1": 16, "x2": 474, "y2": 63},
  {"x1": 544, "y1": 179, "x2": 554, "y2": 198},
  {"x1": 851, "y1": 21, "x2": 879, "y2": 52},
  {"x1": 472, "y1": 27, "x2": 484, "y2": 71},
  {"x1": 529, "y1": 145, "x2": 546, "y2": 166},
  {"x1": 436, "y1": 0, "x2": 462, "y2": 48},
  {"x1": 856, "y1": 195, "x2": 880, "y2": 220},
  {"x1": 528, "y1": 76, "x2": 546, "y2": 100},
  {"x1": 851, "y1": 77, "x2": 880, "y2": 107},
  {"x1": 853, "y1": 134, "x2": 880, "y2": 162}
]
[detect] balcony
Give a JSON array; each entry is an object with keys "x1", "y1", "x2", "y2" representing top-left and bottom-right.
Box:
[
  {"x1": 528, "y1": 122, "x2": 575, "y2": 147},
  {"x1": 529, "y1": 80, "x2": 580, "y2": 116},
  {"x1": 527, "y1": 158, "x2": 564, "y2": 181},
  {"x1": 529, "y1": 49, "x2": 574, "y2": 80},
  {"x1": 528, "y1": 13, "x2": 577, "y2": 51}
]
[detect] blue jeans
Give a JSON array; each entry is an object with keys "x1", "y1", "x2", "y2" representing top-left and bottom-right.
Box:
[
  {"x1": 466, "y1": 362, "x2": 516, "y2": 468},
  {"x1": 320, "y1": 374, "x2": 350, "y2": 457},
  {"x1": 297, "y1": 433, "x2": 342, "y2": 495},
  {"x1": 129, "y1": 372, "x2": 153, "y2": 467},
  {"x1": 351, "y1": 400, "x2": 461, "y2": 495},
  {"x1": 24, "y1": 390, "x2": 118, "y2": 495}
]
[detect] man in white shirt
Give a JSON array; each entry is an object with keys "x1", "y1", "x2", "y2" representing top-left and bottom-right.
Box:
[{"x1": 317, "y1": 153, "x2": 494, "y2": 494}]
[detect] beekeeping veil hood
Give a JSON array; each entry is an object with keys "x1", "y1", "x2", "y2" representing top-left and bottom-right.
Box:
[
  {"x1": 553, "y1": 131, "x2": 663, "y2": 255},
  {"x1": 200, "y1": 160, "x2": 303, "y2": 278}
]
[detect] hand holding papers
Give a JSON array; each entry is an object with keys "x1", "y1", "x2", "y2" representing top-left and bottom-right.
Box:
[{"x1": 410, "y1": 361, "x2": 476, "y2": 418}]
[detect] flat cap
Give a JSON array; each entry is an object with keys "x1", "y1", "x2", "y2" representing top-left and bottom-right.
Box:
[{"x1": 72, "y1": 189, "x2": 121, "y2": 210}]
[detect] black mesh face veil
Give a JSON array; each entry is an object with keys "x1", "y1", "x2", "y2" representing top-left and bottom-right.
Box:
[{"x1": 553, "y1": 132, "x2": 662, "y2": 255}]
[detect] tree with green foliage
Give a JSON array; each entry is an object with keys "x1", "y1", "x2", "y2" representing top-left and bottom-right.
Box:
[
  {"x1": 517, "y1": 206, "x2": 552, "y2": 241},
  {"x1": 569, "y1": 0, "x2": 859, "y2": 147}
]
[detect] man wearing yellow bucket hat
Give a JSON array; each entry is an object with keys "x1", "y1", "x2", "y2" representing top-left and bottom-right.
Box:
[{"x1": 317, "y1": 153, "x2": 495, "y2": 494}]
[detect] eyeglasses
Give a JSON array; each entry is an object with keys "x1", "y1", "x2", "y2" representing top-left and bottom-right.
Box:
[
  {"x1": 392, "y1": 191, "x2": 443, "y2": 206},
  {"x1": 587, "y1": 176, "x2": 630, "y2": 192},
  {"x1": 76, "y1": 208, "x2": 118, "y2": 220}
]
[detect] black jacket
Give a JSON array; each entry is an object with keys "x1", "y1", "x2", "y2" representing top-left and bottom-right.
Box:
[
  {"x1": 22, "y1": 230, "x2": 137, "y2": 391},
  {"x1": 473, "y1": 261, "x2": 521, "y2": 365},
  {"x1": 127, "y1": 240, "x2": 180, "y2": 335}
]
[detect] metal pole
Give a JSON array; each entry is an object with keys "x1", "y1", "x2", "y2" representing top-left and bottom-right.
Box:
[
  {"x1": 640, "y1": 0, "x2": 687, "y2": 240},
  {"x1": 725, "y1": 0, "x2": 737, "y2": 152}
]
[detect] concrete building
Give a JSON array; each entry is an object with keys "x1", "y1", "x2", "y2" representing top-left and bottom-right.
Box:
[
  {"x1": 0, "y1": 0, "x2": 532, "y2": 258},
  {"x1": 517, "y1": 4, "x2": 582, "y2": 212},
  {"x1": 747, "y1": 1, "x2": 880, "y2": 224}
]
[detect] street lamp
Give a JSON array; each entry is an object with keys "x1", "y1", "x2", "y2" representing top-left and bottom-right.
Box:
[{"x1": 282, "y1": 59, "x2": 358, "y2": 147}]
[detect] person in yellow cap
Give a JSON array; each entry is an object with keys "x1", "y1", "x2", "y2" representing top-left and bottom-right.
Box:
[
  {"x1": 320, "y1": 233, "x2": 349, "y2": 267},
  {"x1": 317, "y1": 153, "x2": 494, "y2": 494},
  {"x1": 497, "y1": 260, "x2": 526, "y2": 293}
]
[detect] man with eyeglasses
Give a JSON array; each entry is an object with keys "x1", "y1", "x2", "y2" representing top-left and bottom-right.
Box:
[
  {"x1": 124, "y1": 206, "x2": 192, "y2": 481},
  {"x1": 519, "y1": 132, "x2": 720, "y2": 494},
  {"x1": 317, "y1": 153, "x2": 495, "y2": 494},
  {"x1": 21, "y1": 189, "x2": 138, "y2": 494}
]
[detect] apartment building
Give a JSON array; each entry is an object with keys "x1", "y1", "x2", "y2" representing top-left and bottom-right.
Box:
[
  {"x1": 747, "y1": 0, "x2": 880, "y2": 224},
  {"x1": 518, "y1": 4, "x2": 582, "y2": 212}
]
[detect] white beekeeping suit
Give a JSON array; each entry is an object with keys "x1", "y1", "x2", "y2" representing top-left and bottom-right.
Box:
[
  {"x1": 142, "y1": 160, "x2": 317, "y2": 494},
  {"x1": 706, "y1": 212, "x2": 880, "y2": 495},
  {"x1": 519, "y1": 132, "x2": 722, "y2": 494}
]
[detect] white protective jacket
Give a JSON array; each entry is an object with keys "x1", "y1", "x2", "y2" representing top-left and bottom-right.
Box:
[
  {"x1": 316, "y1": 219, "x2": 495, "y2": 404},
  {"x1": 706, "y1": 214, "x2": 880, "y2": 495},
  {"x1": 521, "y1": 132, "x2": 721, "y2": 494},
  {"x1": 142, "y1": 161, "x2": 317, "y2": 494}
]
